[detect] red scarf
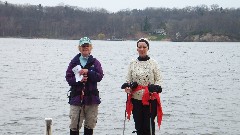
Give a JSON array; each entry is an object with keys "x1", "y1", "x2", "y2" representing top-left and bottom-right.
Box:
[{"x1": 126, "y1": 85, "x2": 163, "y2": 128}]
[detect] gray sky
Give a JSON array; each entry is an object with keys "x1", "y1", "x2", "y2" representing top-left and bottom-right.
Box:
[{"x1": 4, "y1": 0, "x2": 240, "y2": 12}]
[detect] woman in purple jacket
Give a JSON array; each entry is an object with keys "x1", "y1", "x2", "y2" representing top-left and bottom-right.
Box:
[{"x1": 66, "y1": 37, "x2": 104, "y2": 135}]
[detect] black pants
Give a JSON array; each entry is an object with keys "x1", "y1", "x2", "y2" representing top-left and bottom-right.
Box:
[{"x1": 132, "y1": 99, "x2": 157, "y2": 135}]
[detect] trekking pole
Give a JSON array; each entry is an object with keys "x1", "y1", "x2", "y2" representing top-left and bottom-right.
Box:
[
  {"x1": 149, "y1": 93, "x2": 153, "y2": 135},
  {"x1": 76, "y1": 93, "x2": 82, "y2": 131},
  {"x1": 77, "y1": 83, "x2": 85, "y2": 131},
  {"x1": 123, "y1": 93, "x2": 128, "y2": 135}
]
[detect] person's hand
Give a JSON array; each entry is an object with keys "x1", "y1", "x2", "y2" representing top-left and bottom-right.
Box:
[
  {"x1": 148, "y1": 84, "x2": 162, "y2": 93},
  {"x1": 79, "y1": 69, "x2": 88, "y2": 75},
  {"x1": 80, "y1": 75, "x2": 88, "y2": 82},
  {"x1": 121, "y1": 82, "x2": 138, "y2": 89},
  {"x1": 148, "y1": 84, "x2": 155, "y2": 93},
  {"x1": 130, "y1": 82, "x2": 138, "y2": 89},
  {"x1": 125, "y1": 87, "x2": 132, "y2": 94},
  {"x1": 121, "y1": 83, "x2": 129, "y2": 89}
]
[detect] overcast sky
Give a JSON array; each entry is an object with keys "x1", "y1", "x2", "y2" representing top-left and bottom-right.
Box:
[{"x1": 4, "y1": 0, "x2": 240, "y2": 12}]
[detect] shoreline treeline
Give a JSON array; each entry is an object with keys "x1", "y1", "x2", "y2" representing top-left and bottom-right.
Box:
[{"x1": 0, "y1": 1, "x2": 239, "y2": 41}]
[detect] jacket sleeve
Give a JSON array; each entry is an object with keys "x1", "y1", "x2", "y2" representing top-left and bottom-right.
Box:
[
  {"x1": 126, "y1": 61, "x2": 133, "y2": 83},
  {"x1": 65, "y1": 62, "x2": 82, "y2": 86},
  {"x1": 153, "y1": 60, "x2": 163, "y2": 86},
  {"x1": 88, "y1": 59, "x2": 104, "y2": 82}
]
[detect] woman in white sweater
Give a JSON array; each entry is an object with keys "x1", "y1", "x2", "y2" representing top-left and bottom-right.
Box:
[{"x1": 123, "y1": 38, "x2": 163, "y2": 135}]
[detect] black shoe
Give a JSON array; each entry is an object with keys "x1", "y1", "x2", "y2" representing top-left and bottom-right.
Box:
[
  {"x1": 70, "y1": 129, "x2": 79, "y2": 135},
  {"x1": 84, "y1": 127, "x2": 93, "y2": 135}
]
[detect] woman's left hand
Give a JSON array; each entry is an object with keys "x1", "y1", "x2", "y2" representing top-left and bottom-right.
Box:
[{"x1": 80, "y1": 75, "x2": 88, "y2": 82}]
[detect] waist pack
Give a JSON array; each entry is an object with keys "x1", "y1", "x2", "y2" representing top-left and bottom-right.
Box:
[
  {"x1": 84, "y1": 89, "x2": 99, "y2": 97},
  {"x1": 67, "y1": 86, "x2": 99, "y2": 103}
]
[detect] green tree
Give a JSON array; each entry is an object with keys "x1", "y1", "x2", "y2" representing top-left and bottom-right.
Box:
[
  {"x1": 98, "y1": 33, "x2": 105, "y2": 40},
  {"x1": 143, "y1": 16, "x2": 151, "y2": 32}
]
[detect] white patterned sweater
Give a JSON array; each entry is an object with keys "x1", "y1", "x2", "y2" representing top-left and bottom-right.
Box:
[{"x1": 126, "y1": 58, "x2": 162, "y2": 100}]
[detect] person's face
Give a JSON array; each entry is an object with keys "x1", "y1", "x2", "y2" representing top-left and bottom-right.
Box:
[
  {"x1": 79, "y1": 44, "x2": 92, "y2": 57},
  {"x1": 137, "y1": 42, "x2": 148, "y2": 57}
]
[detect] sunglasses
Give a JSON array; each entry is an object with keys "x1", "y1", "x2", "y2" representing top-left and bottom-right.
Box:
[
  {"x1": 137, "y1": 38, "x2": 148, "y2": 42},
  {"x1": 81, "y1": 44, "x2": 90, "y2": 47}
]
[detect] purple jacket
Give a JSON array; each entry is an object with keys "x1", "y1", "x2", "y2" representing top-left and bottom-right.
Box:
[{"x1": 65, "y1": 53, "x2": 104, "y2": 106}]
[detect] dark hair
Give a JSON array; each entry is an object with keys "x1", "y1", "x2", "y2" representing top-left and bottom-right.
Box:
[{"x1": 137, "y1": 38, "x2": 149, "y2": 49}]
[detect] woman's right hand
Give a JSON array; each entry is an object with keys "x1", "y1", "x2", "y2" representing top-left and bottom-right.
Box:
[
  {"x1": 79, "y1": 69, "x2": 88, "y2": 75},
  {"x1": 125, "y1": 87, "x2": 132, "y2": 94}
]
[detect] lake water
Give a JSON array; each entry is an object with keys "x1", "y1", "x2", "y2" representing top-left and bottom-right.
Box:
[{"x1": 0, "y1": 38, "x2": 240, "y2": 135}]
